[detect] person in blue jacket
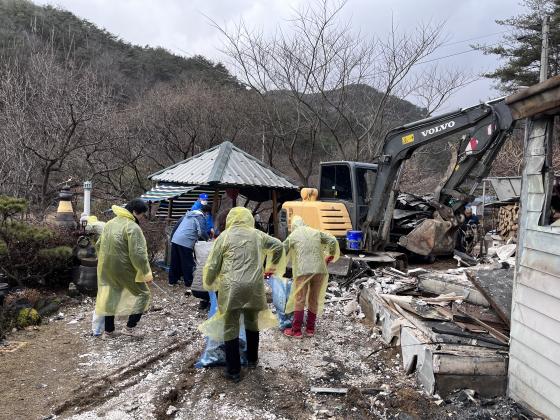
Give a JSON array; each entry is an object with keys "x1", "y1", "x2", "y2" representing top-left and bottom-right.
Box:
[
  {"x1": 191, "y1": 193, "x2": 216, "y2": 238},
  {"x1": 464, "y1": 206, "x2": 480, "y2": 225},
  {"x1": 456, "y1": 206, "x2": 480, "y2": 253},
  {"x1": 168, "y1": 205, "x2": 211, "y2": 288}
]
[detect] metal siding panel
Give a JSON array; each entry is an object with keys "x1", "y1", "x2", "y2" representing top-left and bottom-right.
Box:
[
  {"x1": 524, "y1": 229, "x2": 560, "y2": 256},
  {"x1": 517, "y1": 265, "x2": 560, "y2": 300},
  {"x1": 509, "y1": 373, "x2": 560, "y2": 419},
  {"x1": 510, "y1": 323, "x2": 560, "y2": 373},
  {"x1": 526, "y1": 211, "x2": 542, "y2": 226},
  {"x1": 527, "y1": 121, "x2": 548, "y2": 145},
  {"x1": 510, "y1": 339, "x2": 560, "y2": 388},
  {"x1": 524, "y1": 155, "x2": 546, "y2": 175},
  {"x1": 511, "y1": 302, "x2": 560, "y2": 346},
  {"x1": 515, "y1": 283, "x2": 560, "y2": 322},
  {"x1": 526, "y1": 193, "x2": 545, "y2": 212},
  {"x1": 508, "y1": 357, "x2": 560, "y2": 413},
  {"x1": 538, "y1": 224, "x2": 560, "y2": 234},
  {"x1": 526, "y1": 174, "x2": 545, "y2": 194},
  {"x1": 510, "y1": 114, "x2": 560, "y2": 417},
  {"x1": 520, "y1": 248, "x2": 560, "y2": 278}
]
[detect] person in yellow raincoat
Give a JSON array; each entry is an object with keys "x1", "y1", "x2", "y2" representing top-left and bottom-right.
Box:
[
  {"x1": 199, "y1": 207, "x2": 285, "y2": 382},
  {"x1": 95, "y1": 199, "x2": 153, "y2": 338},
  {"x1": 283, "y1": 215, "x2": 340, "y2": 338}
]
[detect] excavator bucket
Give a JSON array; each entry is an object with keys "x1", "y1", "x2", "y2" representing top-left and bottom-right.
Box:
[{"x1": 398, "y1": 218, "x2": 457, "y2": 256}]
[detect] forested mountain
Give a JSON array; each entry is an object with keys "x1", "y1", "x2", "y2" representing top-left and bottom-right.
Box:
[
  {"x1": 0, "y1": 0, "x2": 430, "y2": 207},
  {"x1": 0, "y1": 0, "x2": 238, "y2": 96}
]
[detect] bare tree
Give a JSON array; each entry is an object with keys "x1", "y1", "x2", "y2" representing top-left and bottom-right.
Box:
[
  {"x1": 410, "y1": 65, "x2": 478, "y2": 117},
  {"x1": 213, "y1": 0, "x2": 472, "y2": 183},
  {"x1": 0, "y1": 51, "x2": 114, "y2": 207},
  {"x1": 137, "y1": 81, "x2": 259, "y2": 169}
]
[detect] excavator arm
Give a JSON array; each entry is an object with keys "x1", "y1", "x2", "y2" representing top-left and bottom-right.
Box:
[{"x1": 363, "y1": 99, "x2": 515, "y2": 254}]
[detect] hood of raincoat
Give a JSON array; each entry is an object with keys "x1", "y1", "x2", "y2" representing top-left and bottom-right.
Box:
[
  {"x1": 291, "y1": 215, "x2": 306, "y2": 231},
  {"x1": 111, "y1": 205, "x2": 135, "y2": 221},
  {"x1": 186, "y1": 209, "x2": 204, "y2": 218},
  {"x1": 191, "y1": 200, "x2": 203, "y2": 211},
  {"x1": 225, "y1": 207, "x2": 254, "y2": 229}
]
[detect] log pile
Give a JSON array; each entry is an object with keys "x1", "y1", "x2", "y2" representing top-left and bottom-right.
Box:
[{"x1": 497, "y1": 204, "x2": 519, "y2": 240}]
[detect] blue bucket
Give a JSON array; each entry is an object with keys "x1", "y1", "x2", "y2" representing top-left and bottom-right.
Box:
[{"x1": 346, "y1": 230, "x2": 363, "y2": 250}]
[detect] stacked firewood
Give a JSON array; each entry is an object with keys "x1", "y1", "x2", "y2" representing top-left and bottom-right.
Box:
[{"x1": 497, "y1": 204, "x2": 519, "y2": 239}]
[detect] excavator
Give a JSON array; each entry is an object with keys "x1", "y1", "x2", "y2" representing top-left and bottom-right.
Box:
[{"x1": 279, "y1": 97, "x2": 516, "y2": 257}]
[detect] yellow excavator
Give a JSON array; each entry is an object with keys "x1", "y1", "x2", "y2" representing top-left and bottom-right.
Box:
[{"x1": 280, "y1": 98, "x2": 516, "y2": 257}]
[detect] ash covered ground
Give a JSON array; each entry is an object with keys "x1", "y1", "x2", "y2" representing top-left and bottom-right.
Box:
[{"x1": 0, "y1": 270, "x2": 528, "y2": 420}]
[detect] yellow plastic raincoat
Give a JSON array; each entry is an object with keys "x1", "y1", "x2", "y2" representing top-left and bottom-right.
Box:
[
  {"x1": 284, "y1": 216, "x2": 340, "y2": 315},
  {"x1": 199, "y1": 207, "x2": 286, "y2": 341},
  {"x1": 95, "y1": 205, "x2": 152, "y2": 316}
]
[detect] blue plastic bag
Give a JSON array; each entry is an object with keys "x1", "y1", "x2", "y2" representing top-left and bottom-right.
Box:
[
  {"x1": 267, "y1": 276, "x2": 293, "y2": 329},
  {"x1": 91, "y1": 310, "x2": 105, "y2": 336},
  {"x1": 195, "y1": 291, "x2": 247, "y2": 368},
  {"x1": 196, "y1": 277, "x2": 293, "y2": 367}
]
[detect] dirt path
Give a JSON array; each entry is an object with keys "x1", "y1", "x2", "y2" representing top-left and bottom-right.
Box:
[
  {"x1": 0, "y1": 312, "x2": 87, "y2": 420},
  {"x1": 1, "y1": 274, "x2": 524, "y2": 420}
]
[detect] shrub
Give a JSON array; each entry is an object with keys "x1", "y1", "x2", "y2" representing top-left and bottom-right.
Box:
[
  {"x1": 16, "y1": 308, "x2": 40, "y2": 328},
  {"x1": 0, "y1": 195, "x2": 74, "y2": 288}
]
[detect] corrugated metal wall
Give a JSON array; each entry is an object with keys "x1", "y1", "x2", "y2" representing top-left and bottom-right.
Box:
[
  {"x1": 509, "y1": 117, "x2": 560, "y2": 418},
  {"x1": 156, "y1": 187, "x2": 219, "y2": 220}
]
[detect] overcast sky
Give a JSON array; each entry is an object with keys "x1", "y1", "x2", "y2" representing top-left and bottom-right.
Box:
[{"x1": 34, "y1": 0, "x2": 526, "y2": 111}]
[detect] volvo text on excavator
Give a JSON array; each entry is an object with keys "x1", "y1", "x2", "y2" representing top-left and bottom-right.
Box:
[{"x1": 280, "y1": 97, "x2": 516, "y2": 256}]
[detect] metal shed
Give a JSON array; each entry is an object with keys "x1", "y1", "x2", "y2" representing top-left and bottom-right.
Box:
[
  {"x1": 485, "y1": 177, "x2": 522, "y2": 202},
  {"x1": 145, "y1": 141, "x2": 301, "y2": 233},
  {"x1": 506, "y1": 75, "x2": 560, "y2": 418}
]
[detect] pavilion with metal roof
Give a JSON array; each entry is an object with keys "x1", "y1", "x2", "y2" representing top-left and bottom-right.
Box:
[{"x1": 143, "y1": 141, "x2": 301, "y2": 234}]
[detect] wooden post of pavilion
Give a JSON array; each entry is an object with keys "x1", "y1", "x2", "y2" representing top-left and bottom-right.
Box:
[
  {"x1": 211, "y1": 189, "x2": 220, "y2": 218},
  {"x1": 167, "y1": 198, "x2": 173, "y2": 224},
  {"x1": 210, "y1": 189, "x2": 220, "y2": 238},
  {"x1": 272, "y1": 189, "x2": 279, "y2": 238}
]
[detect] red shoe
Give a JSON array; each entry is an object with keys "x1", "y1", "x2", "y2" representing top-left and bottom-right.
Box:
[
  {"x1": 305, "y1": 311, "x2": 317, "y2": 337},
  {"x1": 284, "y1": 310, "x2": 304, "y2": 338},
  {"x1": 283, "y1": 328, "x2": 303, "y2": 338}
]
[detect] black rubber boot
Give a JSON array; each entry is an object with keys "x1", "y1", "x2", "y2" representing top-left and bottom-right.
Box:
[
  {"x1": 245, "y1": 329, "x2": 259, "y2": 369},
  {"x1": 224, "y1": 338, "x2": 241, "y2": 382}
]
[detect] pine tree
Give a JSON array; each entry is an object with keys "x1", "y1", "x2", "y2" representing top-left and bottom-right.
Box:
[
  {"x1": 0, "y1": 196, "x2": 72, "y2": 286},
  {"x1": 476, "y1": 0, "x2": 559, "y2": 92}
]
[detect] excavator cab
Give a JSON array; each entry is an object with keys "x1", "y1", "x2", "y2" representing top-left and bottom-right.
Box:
[
  {"x1": 318, "y1": 162, "x2": 378, "y2": 231},
  {"x1": 280, "y1": 161, "x2": 377, "y2": 245}
]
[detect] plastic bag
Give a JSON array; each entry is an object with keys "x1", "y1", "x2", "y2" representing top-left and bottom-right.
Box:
[
  {"x1": 266, "y1": 276, "x2": 293, "y2": 329},
  {"x1": 192, "y1": 241, "x2": 213, "y2": 293},
  {"x1": 195, "y1": 291, "x2": 247, "y2": 368},
  {"x1": 91, "y1": 310, "x2": 105, "y2": 336}
]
